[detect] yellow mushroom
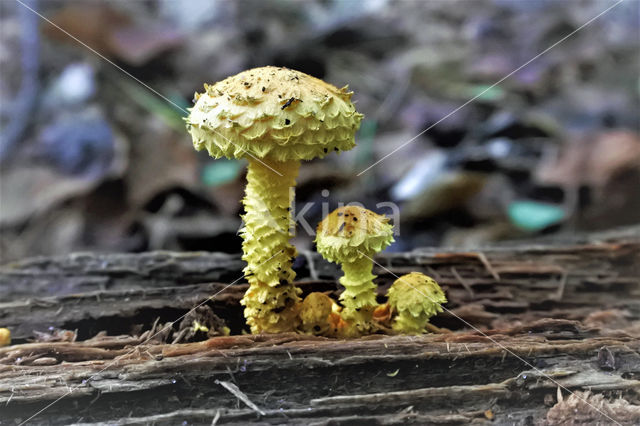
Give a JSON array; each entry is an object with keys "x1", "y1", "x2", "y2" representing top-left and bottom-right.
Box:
[
  {"x1": 386, "y1": 272, "x2": 447, "y2": 334},
  {"x1": 316, "y1": 206, "x2": 394, "y2": 335},
  {"x1": 0, "y1": 328, "x2": 10, "y2": 347},
  {"x1": 186, "y1": 67, "x2": 363, "y2": 333},
  {"x1": 298, "y1": 292, "x2": 335, "y2": 335}
]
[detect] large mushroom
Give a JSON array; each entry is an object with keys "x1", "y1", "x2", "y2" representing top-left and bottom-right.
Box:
[{"x1": 186, "y1": 66, "x2": 363, "y2": 333}]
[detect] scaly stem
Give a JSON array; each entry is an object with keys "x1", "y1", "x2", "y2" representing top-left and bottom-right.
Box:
[
  {"x1": 339, "y1": 256, "x2": 378, "y2": 334},
  {"x1": 240, "y1": 158, "x2": 301, "y2": 333},
  {"x1": 393, "y1": 312, "x2": 429, "y2": 335}
]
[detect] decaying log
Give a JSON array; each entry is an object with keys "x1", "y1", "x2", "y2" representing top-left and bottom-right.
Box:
[
  {"x1": 1, "y1": 320, "x2": 639, "y2": 425},
  {"x1": 1, "y1": 230, "x2": 639, "y2": 340},
  {"x1": 1, "y1": 228, "x2": 639, "y2": 424},
  {"x1": 1, "y1": 319, "x2": 639, "y2": 425}
]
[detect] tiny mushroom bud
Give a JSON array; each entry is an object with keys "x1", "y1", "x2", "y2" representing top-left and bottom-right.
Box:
[
  {"x1": 298, "y1": 292, "x2": 335, "y2": 335},
  {"x1": 186, "y1": 67, "x2": 363, "y2": 334},
  {"x1": 0, "y1": 328, "x2": 10, "y2": 347},
  {"x1": 315, "y1": 206, "x2": 394, "y2": 335},
  {"x1": 386, "y1": 272, "x2": 447, "y2": 335}
]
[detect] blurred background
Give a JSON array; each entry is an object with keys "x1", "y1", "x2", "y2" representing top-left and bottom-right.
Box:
[{"x1": 0, "y1": 0, "x2": 638, "y2": 263}]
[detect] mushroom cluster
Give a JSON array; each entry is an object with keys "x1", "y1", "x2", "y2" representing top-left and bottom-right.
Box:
[
  {"x1": 186, "y1": 66, "x2": 447, "y2": 337},
  {"x1": 186, "y1": 66, "x2": 363, "y2": 333}
]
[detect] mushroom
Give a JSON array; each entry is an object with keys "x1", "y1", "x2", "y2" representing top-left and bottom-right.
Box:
[
  {"x1": 386, "y1": 272, "x2": 447, "y2": 334},
  {"x1": 186, "y1": 66, "x2": 363, "y2": 333},
  {"x1": 298, "y1": 292, "x2": 335, "y2": 335},
  {"x1": 0, "y1": 328, "x2": 10, "y2": 347},
  {"x1": 315, "y1": 206, "x2": 394, "y2": 335}
]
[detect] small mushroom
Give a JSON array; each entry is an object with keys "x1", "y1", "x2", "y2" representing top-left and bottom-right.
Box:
[
  {"x1": 0, "y1": 328, "x2": 10, "y2": 347},
  {"x1": 315, "y1": 206, "x2": 394, "y2": 336},
  {"x1": 186, "y1": 67, "x2": 363, "y2": 333},
  {"x1": 298, "y1": 292, "x2": 335, "y2": 335},
  {"x1": 386, "y1": 272, "x2": 447, "y2": 334}
]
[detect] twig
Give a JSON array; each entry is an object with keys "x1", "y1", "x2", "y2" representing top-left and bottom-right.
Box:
[
  {"x1": 425, "y1": 266, "x2": 442, "y2": 281},
  {"x1": 475, "y1": 252, "x2": 500, "y2": 282},
  {"x1": 424, "y1": 323, "x2": 452, "y2": 334},
  {"x1": 552, "y1": 271, "x2": 569, "y2": 301},
  {"x1": 211, "y1": 409, "x2": 221, "y2": 426},
  {"x1": 451, "y1": 267, "x2": 475, "y2": 298},
  {"x1": 215, "y1": 380, "x2": 266, "y2": 416},
  {"x1": 171, "y1": 327, "x2": 189, "y2": 345}
]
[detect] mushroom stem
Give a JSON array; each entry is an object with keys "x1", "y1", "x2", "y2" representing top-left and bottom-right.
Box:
[
  {"x1": 392, "y1": 313, "x2": 430, "y2": 335},
  {"x1": 338, "y1": 257, "x2": 378, "y2": 332},
  {"x1": 240, "y1": 157, "x2": 301, "y2": 333}
]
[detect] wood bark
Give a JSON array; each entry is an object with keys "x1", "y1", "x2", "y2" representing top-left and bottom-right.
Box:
[{"x1": 1, "y1": 228, "x2": 639, "y2": 425}]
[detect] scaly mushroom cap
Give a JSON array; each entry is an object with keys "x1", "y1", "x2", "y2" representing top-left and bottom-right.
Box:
[
  {"x1": 315, "y1": 206, "x2": 394, "y2": 262},
  {"x1": 387, "y1": 272, "x2": 447, "y2": 319},
  {"x1": 186, "y1": 66, "x2": 363, "y2": 161}
]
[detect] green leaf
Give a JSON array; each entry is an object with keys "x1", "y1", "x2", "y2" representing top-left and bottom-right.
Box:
[
  {"x1": 201, "y1": 159, "x2": 242, "y2": 186},
  {"x1": 470, "y1": 84, "x2": 505, "y2": 101},
  {"x1": 508, "y1": 200, "x2": 566, "y2": 232}
]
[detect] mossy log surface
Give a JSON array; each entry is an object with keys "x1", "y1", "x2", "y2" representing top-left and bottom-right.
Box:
[{"x1": 1, "y1": 228, "x2": 639, "y2": 425}]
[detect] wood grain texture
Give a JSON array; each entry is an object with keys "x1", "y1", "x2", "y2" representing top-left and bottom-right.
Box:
[{"x1": 1, "y1": 228, "x2": 639, "y2": 424}]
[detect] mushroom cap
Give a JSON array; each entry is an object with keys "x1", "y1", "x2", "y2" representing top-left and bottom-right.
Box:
[
  {"x1": 315, "y1": 206, "x2": 394, "y2": 262},
  {"x1": 186, "y1": 66, "x2": 363, "y2": 161},
  {"x1": 387, "y1": 272, "x2": 447, "y2": 318}
]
